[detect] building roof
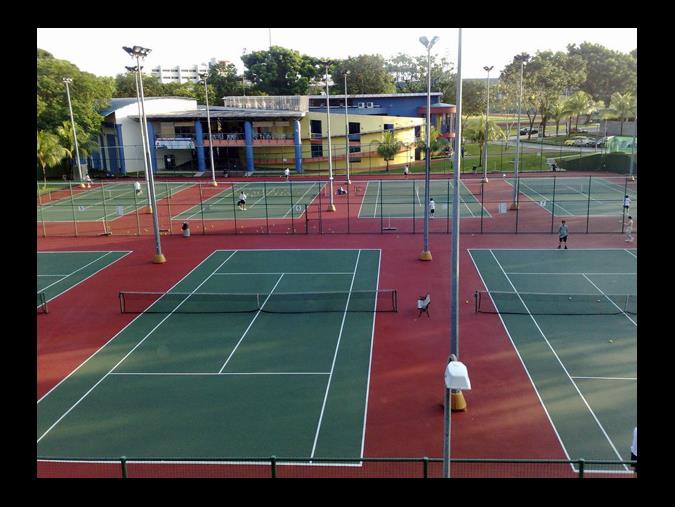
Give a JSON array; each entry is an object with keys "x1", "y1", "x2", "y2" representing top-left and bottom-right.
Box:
[
  {"x1": 99, "y1": 97, "x2": 197, "y2": 117},
  {"x1": 131, "y1": 106, "x2": 305, "y2": 121},
  {"x1": 309, "y1": 92, "x2": 443, "y2": 99}
]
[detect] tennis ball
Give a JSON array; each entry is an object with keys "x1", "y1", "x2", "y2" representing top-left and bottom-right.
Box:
[{"x1": 608, "y1": 339, "x2": 614, "y2": 343}]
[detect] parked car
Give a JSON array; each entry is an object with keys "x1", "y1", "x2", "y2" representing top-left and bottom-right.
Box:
[
  {"x1": 519, "y1": 128, "x2": 538, "y2": 135},
  {"x1": 569, "y1": 128, "x2": 588, "y2": 134}
]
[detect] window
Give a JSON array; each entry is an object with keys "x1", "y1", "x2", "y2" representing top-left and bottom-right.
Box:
[{"x1": 384, "y1": 124, "x2": 394, "y2": 131}]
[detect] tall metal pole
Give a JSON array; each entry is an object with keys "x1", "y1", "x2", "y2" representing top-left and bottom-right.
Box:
[
  {"x1": 444, "y1": 27, "x2": 464, "y2": 479},
  {"x1": 344, "y1": 71, "x2": 351, "y2": 185},
  {"x1": 63, "y1": 78, "x2": 84, "y2": 187},
  {"x1": 324, "y1": 62, "x2": 336, "y2": 211},
  {"x1": 125, "y1": 45, "x2": 166, "y2": 264},
  {"x1": 629, "y1": 114, "x2": 636, "y2": 180},
  {"x1": 511, "y1": 61, "x2": 524, "y2": 210},
  {"x1": 482, "y1": 65, "x2": 493, "y2": 183},
  {"x1": 127, "y1": 66, "x2": 153, "y2": 212},
  {"x1": 419, "y1": 35, "x2": 438, "y2": 261},
  {"x1": 201, "y1": 74, "x2": 218, "y2": 186}
]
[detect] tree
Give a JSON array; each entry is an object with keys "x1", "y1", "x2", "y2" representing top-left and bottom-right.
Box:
[
  {"x1": 37, "y1": 49, "x2": 114, "y2": 140},
  {"x1": 416, "y1": 127, "x2": 449, "y2": 157},
  {"x1": 332, "y1": 55, "x2": 396, "y2": 95},
  {"x1": 606, "y1": 92, "x2": 636, "y2": 135},
  {"x1": 567, "y1": 42, "x2": 637, "y2": 104},
  {"x1": 113, "y1": 72, "x2": 165, "y2": 97},
  {"x1": 376, "y1": 130, "x2": 404, "y2": 172},
  {"x1": 386, "y1": 53, "x2": 455, "y2": 101},
  {"x1": 242, "y1": 46, "x2": 321, "y2": 95},
  {"x1": 56, "y1": 120, "x2": 98, "y2": 178},
  {"x1": 463, "y1": 115, "x2": 505, "y2": 167},
  {"x1": 565, "y1": 91, "x2": 595, "y2": 131},
  {"x1": 547, "y1": 98, "x2": 570, "y2": 137},
  {"x1": 208, "y1": 61, "x2": 248, "y2": 98},
  {"x1": 37, "y1": 130, "x2": 67, "y2": 187}
]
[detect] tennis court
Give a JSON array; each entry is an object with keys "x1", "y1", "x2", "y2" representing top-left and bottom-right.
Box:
[
  {"x1": 469, "y1": 248, "x2": 637, "y2": 473},
  {"x1": 172, "y1": 181, "x2": 325, "y2": 221},
  {"x1": 358, "y1": 179, "x2": 488, "y2": 219},
  {"x1": 37, "y1": 182, "x2": 194, "y2": 222},
  {"x1": 37, "y1": 249, "x2": 391, "y2": 460},
  {"x1": 37, "y1": 251, "x2": 131, "y2": 313},
  {"x1": 504, "y1": 176, "x2": 637, "y2": 217}
]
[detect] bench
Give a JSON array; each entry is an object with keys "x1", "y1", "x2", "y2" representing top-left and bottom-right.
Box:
[{"x1": 417, "y1": 293, "x2": 430, "y2": 317}]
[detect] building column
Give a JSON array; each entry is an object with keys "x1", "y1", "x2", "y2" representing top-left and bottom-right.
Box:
[
  {"x1": 99, "y1": 134, "x2": 108, "y2": 172},
  {"x1": 147, "y1": 122, "x2": 158, "y2": 172},
  {"x1": 293, "y1": 119, "x2": 303, "y2": 173},
  {"x1": 194, "y1": 120, "x2": 206, "y2": 171},
  {"x1": 115, "y1": 124, "x2": 126, "y2": 175},
  {"x1": 244, "y1": 121, "x2": 254, "y2": 173}
]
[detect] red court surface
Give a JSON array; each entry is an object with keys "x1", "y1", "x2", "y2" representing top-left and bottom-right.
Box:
[{"x1": 37, "y1": 222, "x2": 636, "y2": 475}]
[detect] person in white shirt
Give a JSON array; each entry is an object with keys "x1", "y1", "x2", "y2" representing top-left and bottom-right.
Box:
[
  {"x1": 623, "y1": 195, "x2": 631, "y2": 212},
  {"x1": 624, "y1": 215, "x2": 634, "y2": 242},
  {"x1": 134, "y1": 181, "x2": 142, "y2": 195},
  {"x1": 429, "y1": 198, "x2": 436, "y2": 217},
  {"x1": 284, "y1": 167, "x2": 290, "y2": 180},
  {"x1": 403, "y1": 165, "x2": 409, "y2": 177},
  {"x1": 238, "y1": 191, "x2": 247, "y2": 210}
]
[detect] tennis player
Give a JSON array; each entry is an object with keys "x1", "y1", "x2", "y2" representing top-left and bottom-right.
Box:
[
  {"x1": 624, "y1": 215, "x2": 634, "y2": 242},
  {"x1": 284, "y1": 167, "x2": 290, "y2": 180},
  {"x1": 134, "y1": 181, "x2": 142, "y2": 195},
  {"x1": 238, "y1": 191, "x2": 247, "y2": 210},
  {"x1": 429, "y1": 198, "x2": 435, "y2": 217},
  {"x1": 557, "y1": 220, "x2": 568, "y2": 249},
  {"x1": 623, "y1": 194, "x2": 631, "y2": 212}
]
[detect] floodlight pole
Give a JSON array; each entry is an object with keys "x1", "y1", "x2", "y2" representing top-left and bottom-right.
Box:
[
  {"x1": 63, "y1": 78, "x2": 85, "y2": 188},
  {"x1": 443, "y1": 27, "x2": 465, "y2": 479},
  {"x1": 344, "y1": 71, "x2": 351, "y2": 185},
  {"x1": 322, "y1": 61, "x2": 336, "y2": 211},
  {"x1": 200, "y1": 73, "x2": 218, "y2": 186},
  {"x1": 629, "y1": 114, "x2": 636, "y2": 180},
  {"x1": 419, "y1": 35, "x2": 439, "y2": 261},
  {"x1": 124, "y1": 45, "x2": 166, "y2": 264},
  {"x1": 511, "y1": 60, "x2": 524, "y2": 210},
  {"x1": 482, "y1": 65, "x2": 494, "y2": 183},
  {"x1": 126, "y1": 65, "x2": 153, "y2": 212}
]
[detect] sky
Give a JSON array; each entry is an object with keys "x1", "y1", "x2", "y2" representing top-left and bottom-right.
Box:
[{"x1": 37, "y1": 28, "x2": 637, "y2": 80}]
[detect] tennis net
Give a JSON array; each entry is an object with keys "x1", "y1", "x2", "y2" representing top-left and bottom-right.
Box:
[
  {"x1": 119, "y1": 289, "x2": 397, "y2": 314},
  {"x1": 37, "y1": 292, "x2": 48, "y2": 314},
  {"x1": 474, "y1": 290, "x2": 636, "y2": 316}
]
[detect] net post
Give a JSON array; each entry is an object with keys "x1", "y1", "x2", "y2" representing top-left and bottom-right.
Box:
[
  {"x1": 133, "y1": 182, "x2": 141, "y2": 236},
  {"x1": 289, "y1": 179, "x2": 295, "y2": 233},
  {"x1": 69, "y1": 181, "x2": 79, "y2": 237},
  {"x1": 120, "y1": 456, "x2": 128, "y2": 478},
  {"x1": 119, "y1": 292, "x2": 125, "y2": 313},
  {"x1": 474, "y1": 290, "x2": 479, "y2": 312},
  {"x1": 423, "y1": 457, "x2": 429, "y2": 478},
  {"x1": 393, "y1": 289, "x2": 398, "y2": 312},
  {"x1": 264, "y1": 181, "x2": 270, "y2": 234},
  {"x1": 199, "y1": 183, "x2": 206, "y2": 235},
  {"x1": 480, "y1": 180, "x2": 485, "y2": 233},
  {"x1": 270, "y1": 456, "x2": 277, "y2": 478},
  {"x1": 304, "y1": 204, "x2": 309, "y2": 234},
  {"x1": 550, "y1": 176, "x2": 557, "y2": 233},
  {"x1": 379, "y1": 180, "x2": 384, "y2": 233},
  {"x1": 100, "y1": 182, "x2": 109, "y2": 235},
  {"x1": 585, "y1": 175, "x2": 592, "y2": 233},
  {"x1": 166, "y1": 183, "x2": 173, "y2": 235},
  {"x1": 578, "y1": 459, "x2": 585, "y2": 479},
  {"x1": 232, "y1": 183, "x2": 238, "y2": 235}
]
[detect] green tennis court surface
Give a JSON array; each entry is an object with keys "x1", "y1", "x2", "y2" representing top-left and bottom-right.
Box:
[
  {"x1": 470, "y1": 248, "x2": 637, "y2": 474},
  {"x1": 37, "y1": 251, "x2": 131, "y2": 312},
  {"x1": 37, "y1": 249, "x2": 385, "y2": 460},
  {"x1": 357, "y1": 180, "x2": 488, "y2": 219},
  {"x1": 172, "y1": 182, "x2": 325, "y2": 221},
  {"x1": 37, "y1": 182, "x2": 194, "y2": 222},
  {"x1": 504, "y1": 177, "x2": 637, "y2": 217}
]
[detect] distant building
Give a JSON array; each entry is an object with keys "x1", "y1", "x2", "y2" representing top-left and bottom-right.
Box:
[{"x1": 149, "y1": 58, "x2": 229, "y2": 84}]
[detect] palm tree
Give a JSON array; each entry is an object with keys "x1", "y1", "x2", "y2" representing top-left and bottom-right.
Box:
[
  {"x1": 37, "y1": 130, "x2": 67, "y2": 188},
  {"x1": 607, "y1": 92, "x2": 636, "y2": 135},
  {"x1": 564, "y1": 91, "x2": 594, "y2": 132},
  {"x1": 56, "y1": 120, "x2": 98, "y2": 178},
  {"x1": 415, "y1": 126, "x2": 449, "y2": 159},
  {"x1": 548, "y1": 98, "x2": 570, "y2": 137},
  {"x1": 463, "y1": 115, "x2": 505, "y2": 167},
  {"x1": 376, "y1": 130, "x2": 404, "y2": 172}
]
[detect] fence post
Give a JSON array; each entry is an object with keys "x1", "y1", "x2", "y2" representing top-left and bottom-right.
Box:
[
  {"x1": 199, "y1": 183, "x2": 206, "y2": 235},
  {"x1": 121, "y1": 456, "x2": 128, "y2": 478},
  {"x1": 586, "y1": 175, "x2": 592, "y2": 233},
  {"x1": 578, "y1": 459, "x2": 585, "y2": 479},
  {"x1": 289, "y1": 179, "x2": 295, "y2": 233},
  {"x1": 412, "y1": 179, "x2": 416, "y2": 234},
  {"x1": 379, "y1": 179, "x2": 384, "y2": 233},
  {"x1": 134, "y1": 183, "x2": 141, "y2": 236},
  {"x1": 304, "y1": 204, "x2": 309, "y2": 234},
  {"x1": 423, "y1": 457, "x2": 429, "y2": 479},
  {"x1": 232, "y1": 183, "x2": 238, "y2": 235},
  {"x1": 480, "y1": 180, "x2": 484, "y2": 233},
  {"x1": 264, "y1": 181, "x2": 270, "y2": 234},
  {"x1": 100, "y1": 183, "x2": 109, "y2": 235},
  {"x1": 550, "y1": 176, "x2": 557, "y2": 233},
  {"x1": 271, "y1": 456, "x2": 277, "y2": 479},
  {"x1": 69, "y1": 182, "x2": 79, "y2": 237},
  {"x1": 166, "y1": 182, "x2": 173, "y2": 235}
]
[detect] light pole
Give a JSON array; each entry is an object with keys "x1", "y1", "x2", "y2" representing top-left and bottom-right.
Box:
[
  {"x1": 125, "y1": 65, "x2": 153, "y2": 212},
  {"x1": 629, "y1": 113, "x2": 636, "y2": 181},
  {"x1": 482, "y1": 65, "x2": 494, "y2": 183},
  {"x1": 419, "y1": 35, "x2": 439, "y2": 261},
  {"x1": 199, "y1": 73, "x2": 218, "y2": 187},
  {"x1": 319, "y1": 60, "x2": 336, "y2": 212},
  {"x1": 511, "y1": 60, "x2": 524, "y2": 210},
  {"x1": 242, "y1": 48, "x2": 247, "y2": 96},
  {"x1": 344, "y1": 70, "x2": 351, "y2": 185},
  {"x1": 62, "y1": 78, "x2": 85, "y2": 188},
  {"x1": 123, "y1": 45, "x2": 166, "y2": 264}
]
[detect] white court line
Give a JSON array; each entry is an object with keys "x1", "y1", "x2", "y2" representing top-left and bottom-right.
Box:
[
  {"x1": 213, "y1": 272, "x2": 353, "y2": 276},
  {"x1": 38, "y1": 251, "x2": 125, "y2": 302},
  {"x1": 37, "y1": 250, "x2": 238, "y2": 442},
  {"x1": 373, "y1": 181, "x2": 381, "y2": 218},
  {"x1": 179, "y1": 183, "x2": 252, "y2": 220},
  {"x1": 282, "y1": 183, "x2": 320, "y2": 218},
  {"x1": 217, "y1": 274, "x2": 285, "y2": 374},
  {"x1": 489, "y1": 249, "x2": 631, "y2": 471},
  {"x1": 625, "y1": 249, "x2": 637, "y2": 259},
  {"x1": 571, "y1": 376, "x2": 637, "y2": 381},
  {"x1": 37, "y1": 250, "x2": 225, "y2": 404},
  {"x1": 513, "y1": 180, "x2": 575, "y2": 215},
  {"x1": 110, "y1": 372, "x2": 330, "y2": 376},
  {"x1": 310, "y1": 250, "x2": 361, "y2": 460},
  {"x1": 581, "y1": 274, "x2": 637, "y2": 327},
  {"x1": 467, "y1": 250, "x2": 574, "y2": 471},
  {"x1": 505, "y1": 272, "x2": 636, "y2": 276}
]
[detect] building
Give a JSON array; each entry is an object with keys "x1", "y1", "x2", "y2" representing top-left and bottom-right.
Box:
[
  {"x1": 149, "y1": 58, "x2": 229, "y2": 84},
  {"x1": 87, "y1": 93, "x2": 453, "y2": 176}
]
